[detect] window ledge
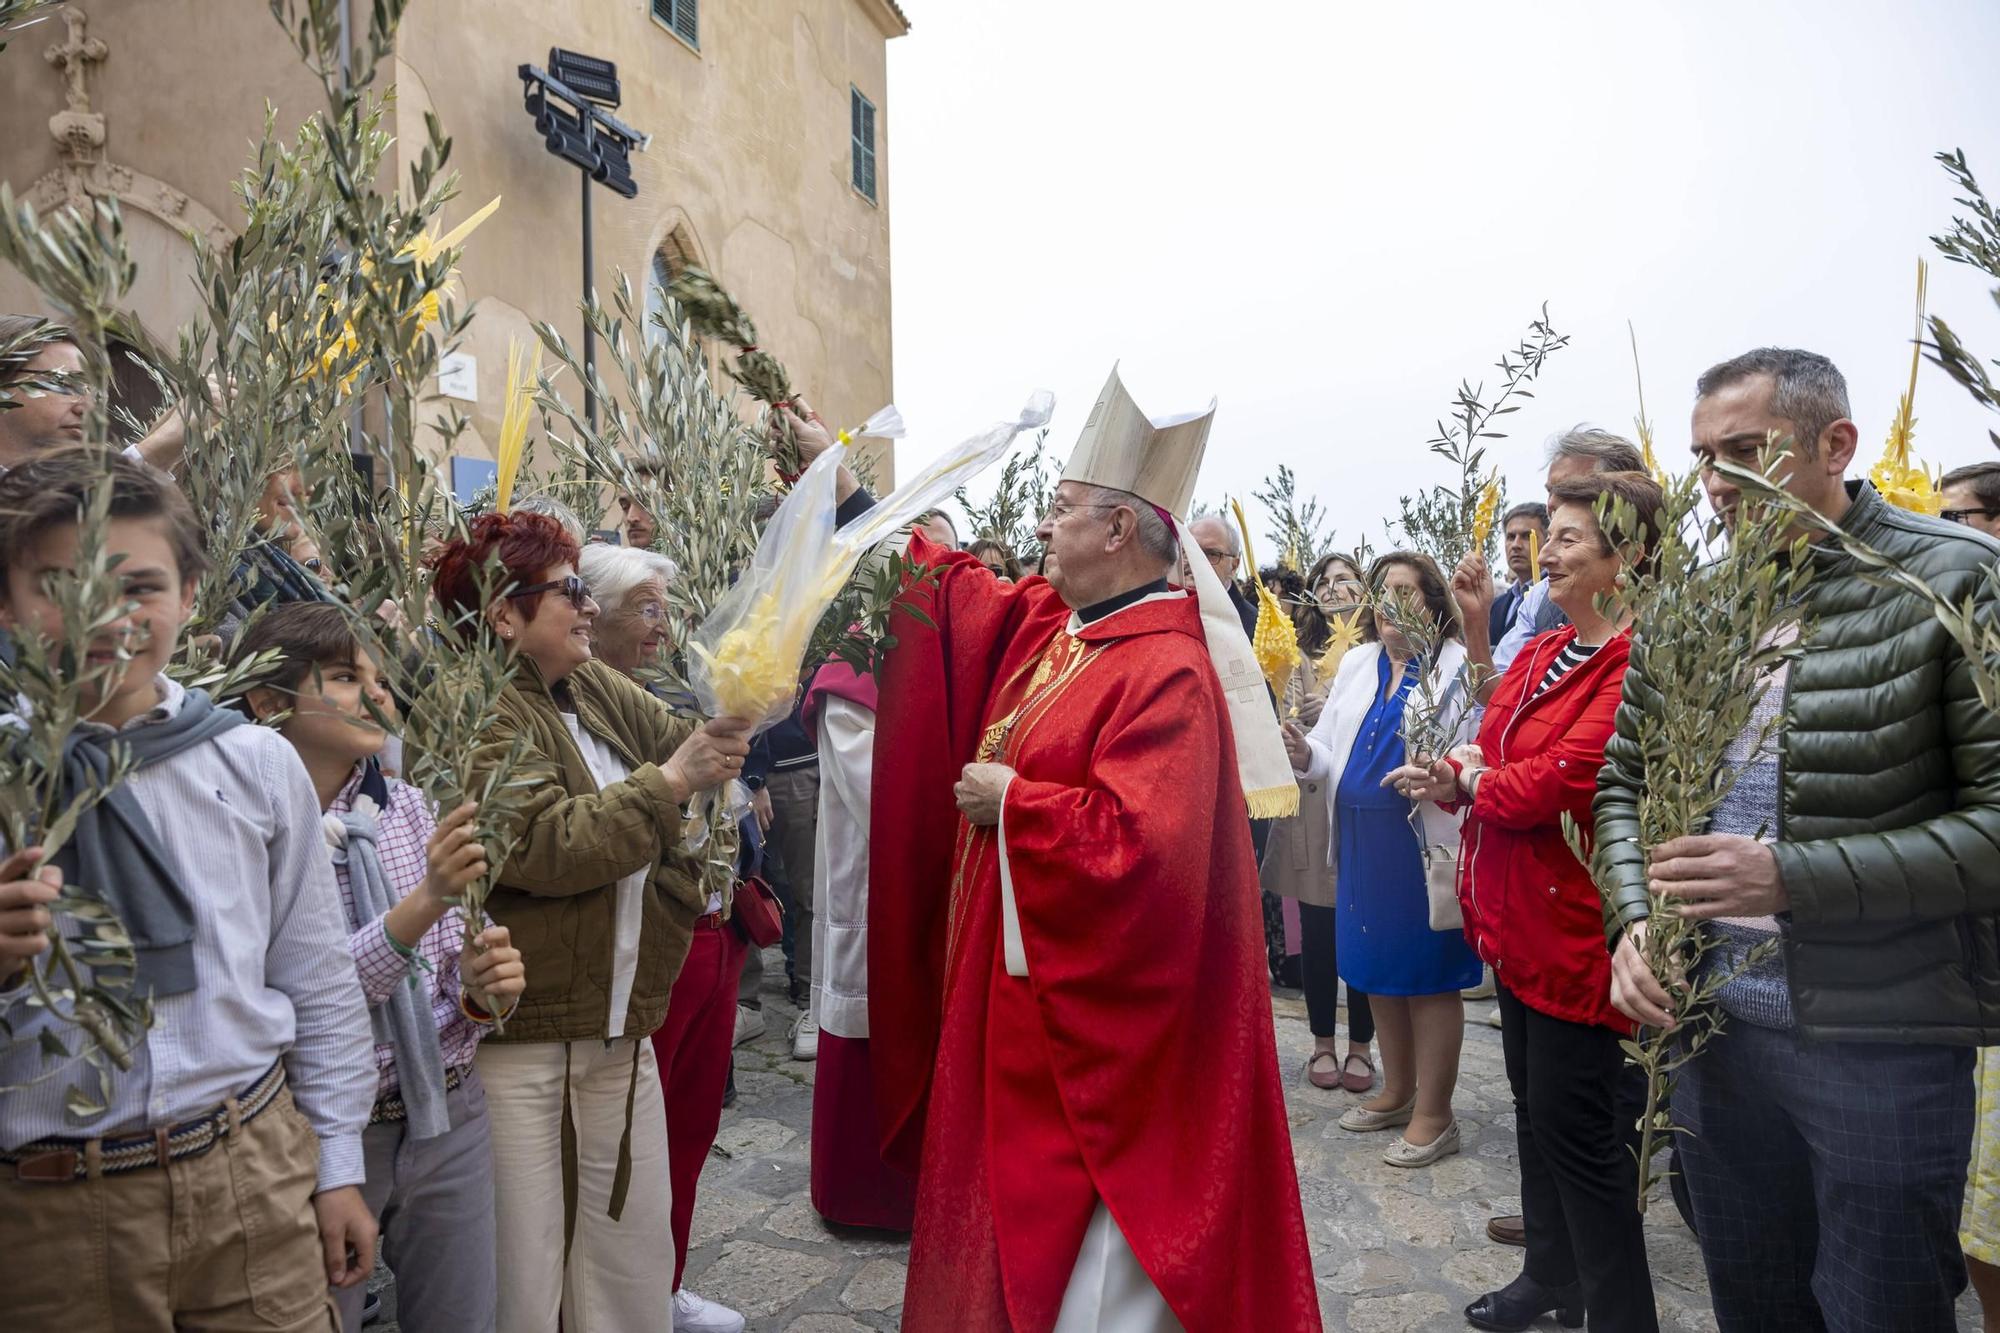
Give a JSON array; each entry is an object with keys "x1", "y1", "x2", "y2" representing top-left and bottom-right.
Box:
[{"x1": 649, "y1": 14, "x2": 700, "y2": 55}]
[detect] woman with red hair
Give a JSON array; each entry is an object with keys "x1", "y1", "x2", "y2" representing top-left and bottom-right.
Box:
[{"x1": 433, "y1": 512, "x2": 752, "y2": 1333}]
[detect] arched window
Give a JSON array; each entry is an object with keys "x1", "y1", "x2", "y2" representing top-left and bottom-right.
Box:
[{"x1": 644, "y1": 228, "x2": 698, "y2": 345}]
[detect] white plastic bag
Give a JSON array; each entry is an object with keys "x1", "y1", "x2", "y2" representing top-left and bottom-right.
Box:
[{"x1": 686, "y1": 392, "x2": 1054, "y2": 733}]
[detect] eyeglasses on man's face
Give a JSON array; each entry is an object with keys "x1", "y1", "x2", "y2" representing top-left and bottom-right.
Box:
[
  {"x1": 1942, "y1": 507, "x2": 2000, "y2": 525},
  {"x1": 1041, "y1": 500, "x2": 1109, "y2": 524},
  {"x1": 508, "y1": 575, "x2": 593, "y2": 611}
]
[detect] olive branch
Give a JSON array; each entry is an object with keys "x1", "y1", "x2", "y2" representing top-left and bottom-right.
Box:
[{"x1": 1564, "y1": 442, "x2": 1812, "y2": 1211}]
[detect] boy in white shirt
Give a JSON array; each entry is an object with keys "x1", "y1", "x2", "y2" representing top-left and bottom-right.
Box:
[{"x1": 0, "y1": 448, "x2": 376, "y2": 1329}]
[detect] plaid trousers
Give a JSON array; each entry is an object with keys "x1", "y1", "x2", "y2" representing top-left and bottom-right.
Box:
[{"x1": 1674, "y1": 1019, "x2": 1975, "y2": 1333}]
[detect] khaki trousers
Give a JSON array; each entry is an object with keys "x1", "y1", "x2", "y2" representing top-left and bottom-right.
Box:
[
  {"x1": 478, "y1": 1037, "x2": 674, "y2": 1333},
  {"x1": 0, "y1": 1086, "x2": 338, "y2": 1332}
]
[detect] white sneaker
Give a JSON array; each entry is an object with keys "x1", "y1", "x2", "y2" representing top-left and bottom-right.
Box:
[
  {"x1": 790, "y1": 1011, "x2": 819, "y2": 1061},
  {"x1": 673, "y1": 1288, "x2": 746, "y2": 1333},
  {"x1": 1461, "y1": 966, "x2": 1496, "y2": 1001},
  {"x1": 733, "y1": 1005, "x2": 765, "y2": 1047}
]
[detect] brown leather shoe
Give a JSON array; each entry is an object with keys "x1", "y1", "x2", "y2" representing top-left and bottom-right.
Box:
[{"x1": 1486, "y1": 1214, "x2": 1526, "y2": 1247}]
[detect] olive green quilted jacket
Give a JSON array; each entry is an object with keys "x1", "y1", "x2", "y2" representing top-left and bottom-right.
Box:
[{"x1": 1597, "y1": 481, "x2": 2000, "y2": 1042}]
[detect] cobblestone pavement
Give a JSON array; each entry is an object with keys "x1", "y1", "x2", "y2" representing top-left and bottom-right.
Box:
[
  {"x1": 678, "y1": 965, "x2": 1723, "y2": 1333},
  {"x1": 372, "y1": 953, "x2": 1980, "y2": 1330}
]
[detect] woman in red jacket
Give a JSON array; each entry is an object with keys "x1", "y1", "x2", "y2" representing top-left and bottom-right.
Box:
[{"x1": 1392, "y1": 469, "x2": 1665, "y2": 1333}]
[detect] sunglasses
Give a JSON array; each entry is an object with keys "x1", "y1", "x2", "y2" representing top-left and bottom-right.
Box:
[
  {"x1": 507, "y1": 575, "x2": 593, "y2": 610},
  {"x1": 1942, "y1": 508, "x2": 1999, "y2": 525}
]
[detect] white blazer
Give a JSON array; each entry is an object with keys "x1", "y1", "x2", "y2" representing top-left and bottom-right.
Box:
[{"x1": 1298, "y1": 640, "x2": 1470, "y2": 870}]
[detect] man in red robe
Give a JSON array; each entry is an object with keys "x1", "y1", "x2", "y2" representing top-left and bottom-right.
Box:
[{"x1": 790, "y1": 370, "x2": 1321, "y2": 1331}]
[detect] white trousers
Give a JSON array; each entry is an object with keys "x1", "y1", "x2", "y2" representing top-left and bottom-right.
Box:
[
  {"x1": 477, "y1": 1038, "x2": 673, "y2": 1333},
  {"x1": 1054, "y1": 1202, "x2": 1185, "y2": 1333}
]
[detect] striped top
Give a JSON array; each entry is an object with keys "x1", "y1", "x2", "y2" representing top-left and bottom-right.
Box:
[{"x1": 1530, "y1": 640, "x2": 1601, "y2": 699}]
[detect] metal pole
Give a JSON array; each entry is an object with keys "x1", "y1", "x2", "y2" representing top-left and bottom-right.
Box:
[{"x1": 582, "y1": 170, "x2": 596, "y2": 430}]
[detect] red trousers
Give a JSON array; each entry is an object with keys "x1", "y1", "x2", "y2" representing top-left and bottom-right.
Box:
[{"x1": 650, "y1": 916, "x2": 748, "y2": 1290}]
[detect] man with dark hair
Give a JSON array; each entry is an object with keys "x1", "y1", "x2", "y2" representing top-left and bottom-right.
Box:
[
  {"x1": 1603, "y1": 346, "x2": 2000, "y2": 1332},
  {"x1": 1942, "y1": 461, "x2": 2000, "y2": 538},
  {"x1": 1490, "y1": 500, "x2": 1549, "y2": 641}
]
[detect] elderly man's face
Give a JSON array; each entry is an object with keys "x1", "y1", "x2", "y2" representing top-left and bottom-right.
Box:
[{"x1": 1188, "y1": 516, "x2": 1239, "y2": 585}]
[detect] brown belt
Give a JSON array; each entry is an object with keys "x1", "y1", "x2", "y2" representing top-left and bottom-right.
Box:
[
  {"x1": 3, "y1": 1059, "x2": 287, "y2": 1184},
  {"x1": 368, "y1": 1063, "x2": 470, "y2": 1125}
]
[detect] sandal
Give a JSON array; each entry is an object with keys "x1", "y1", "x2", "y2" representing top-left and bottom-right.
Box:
[
  {"x1": 1306, "y1": 1050, "x2": 1342, "y2": 1090},
  {"x1": 1339, "y1": 1051, "x2": 1375, "y2": 1094}
]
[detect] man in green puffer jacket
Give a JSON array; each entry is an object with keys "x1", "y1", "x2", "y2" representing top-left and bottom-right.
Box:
[{"x1": 1599, "y1": 347, "x2": 2000, "y2": 1333}]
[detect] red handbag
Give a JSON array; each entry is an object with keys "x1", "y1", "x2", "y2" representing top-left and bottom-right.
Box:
[{"x1": 732, "y1": 876, "x2": 785, "y2": 949}]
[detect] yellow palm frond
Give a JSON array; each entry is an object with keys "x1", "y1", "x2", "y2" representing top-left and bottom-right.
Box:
[
  {"x1": 1629, "y1": 321, "x2": 1666, "y2": 484},
  {"x1": 312, "y1": 197, "x2": 502, "y2": 390},
  {"x1": 1229, "y1": 499, "x2": 1301, "y2": 690},
  {"x1": 1470, "y1": 468, "x2": 1501, "y2": 549},
  {"x1": 1871, "y1": 259, "x2": 1941, "y2": 515},
  {"x1": 1314, "y1": 608, "x2": 1364, "y2": 686},
  {"x1": 493, "y1": 338, "x2": 540, "y2": 514}
]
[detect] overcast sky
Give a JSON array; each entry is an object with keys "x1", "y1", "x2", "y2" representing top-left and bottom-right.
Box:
[{"x1": 884, "y1": 0, "x2": 2000, "y2": 553}]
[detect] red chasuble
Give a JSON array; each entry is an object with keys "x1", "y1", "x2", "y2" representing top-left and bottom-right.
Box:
[{"x1": 871, "y1": 537, "x2": 1321, "y2": 1332}]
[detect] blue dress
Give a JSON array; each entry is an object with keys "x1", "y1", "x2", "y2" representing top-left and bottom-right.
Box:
[{"x1": 1335, "y1": 652, "x2": 1483, "y2": 997}]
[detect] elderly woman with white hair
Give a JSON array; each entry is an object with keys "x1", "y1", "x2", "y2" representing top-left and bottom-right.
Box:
[
  {"x1": 573, "y1": 538, "x2": 748, "y2": 1333},
  {"x1": 576, "y1": 543, "x2": 678, "y2": 678}
]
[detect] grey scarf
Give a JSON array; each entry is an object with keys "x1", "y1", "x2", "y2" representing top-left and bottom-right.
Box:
[
  {"x1": 49, "y1": 686, "x2": 242, "y2": 998},
  {"x1": 326, "y1": 781, "x2": 451, "y2": 1139}
]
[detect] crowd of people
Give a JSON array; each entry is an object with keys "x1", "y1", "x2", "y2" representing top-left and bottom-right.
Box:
[{"x1": 1, "y1": 315, "x2": 1999, "y2": 1333}]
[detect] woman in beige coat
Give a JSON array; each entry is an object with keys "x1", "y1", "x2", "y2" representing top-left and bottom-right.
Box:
[{"x1": 1261, "y1": 553, "x2": 1375, "y2": 1092}]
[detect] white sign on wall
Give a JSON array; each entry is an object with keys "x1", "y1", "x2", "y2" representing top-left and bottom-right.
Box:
[{"x1": 438, "y1": 351, "x2": 478, "y2": 401}]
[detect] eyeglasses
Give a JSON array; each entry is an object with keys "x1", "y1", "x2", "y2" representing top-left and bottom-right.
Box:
[
  {"x1": 1041, "y1": 500, "x2": 1108, "y2": 524},
  {"x1": 1942, "y1": 508, "x2": 2000, "y2": 525},
  {"x1": 629, "y1": 601, "x2": 665, "y2": 625},
  {"x1": 1200, "y1": 547, "x2": 1236, "y2": 564},
  {"x1": 508, "y1": 575, "x2": 593, "y2": 610}
]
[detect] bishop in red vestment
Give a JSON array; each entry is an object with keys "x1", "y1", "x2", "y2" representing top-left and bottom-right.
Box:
[{"x1": 854, "y1": 368, "x2": 1321, "y2": 1332}]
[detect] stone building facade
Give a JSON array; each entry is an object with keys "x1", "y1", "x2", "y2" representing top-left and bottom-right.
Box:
[{"x1": 0, "y1": 0, "x2": 909, "y2": 484}]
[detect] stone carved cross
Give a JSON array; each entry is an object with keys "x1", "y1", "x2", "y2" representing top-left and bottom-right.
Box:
[{"x1": 45, "y1": 5, "x2": 107, "y2": 115}]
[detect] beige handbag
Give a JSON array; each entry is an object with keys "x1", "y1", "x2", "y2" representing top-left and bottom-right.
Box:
[{"x1": 1424, "y1": 842, "x2": 1463, "y2": 932}]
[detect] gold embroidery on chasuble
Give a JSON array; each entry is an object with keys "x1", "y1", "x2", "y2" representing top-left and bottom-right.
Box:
[{"x1": 944, "y1": 631, "x2": 1105, "y2": 976}]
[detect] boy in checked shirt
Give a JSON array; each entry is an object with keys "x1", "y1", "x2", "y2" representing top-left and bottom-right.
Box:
[{"x1": 235, "y1": 600, "x2": 525, "y2": 1333}]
